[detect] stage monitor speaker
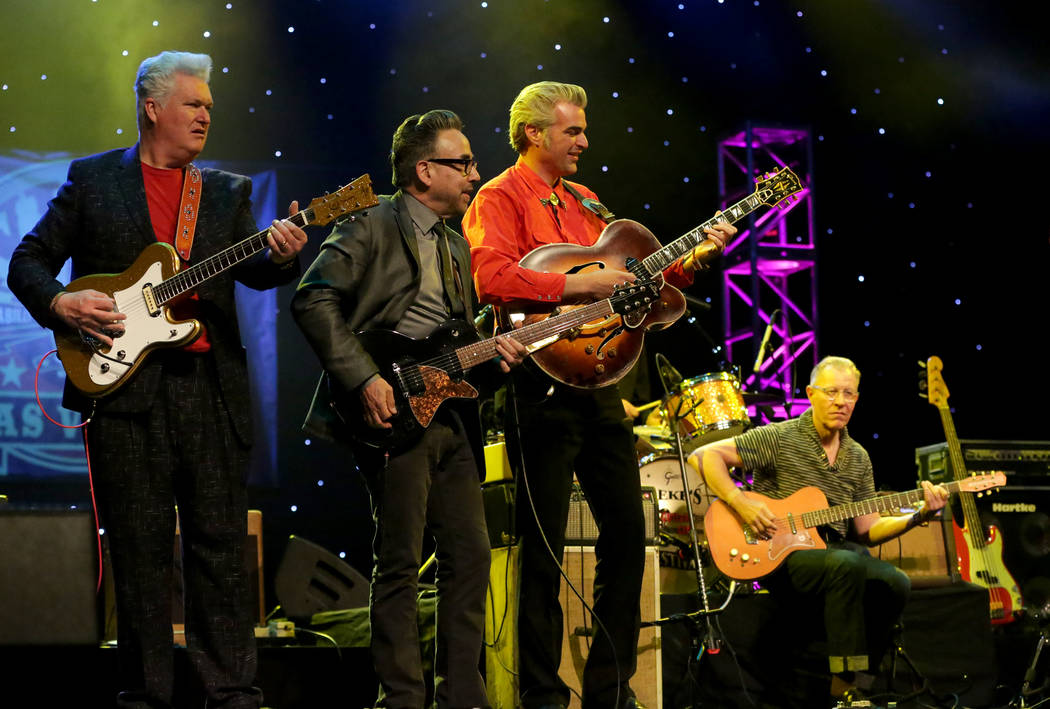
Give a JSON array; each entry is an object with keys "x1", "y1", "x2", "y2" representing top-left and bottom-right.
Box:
[
  {"x1": 0, "y1": 509, "x2": 99, "y2": 645},
  {"x1": 483, "y1": 545, "x2": 662, "y2": 709},
  {"x1": 274, "y1": 535, "x2": 370, "y2": 619},
  {"x1": 566, "y1": 483, "x2": 660, "y2": 545},
  {"x1": 974, "y1": 485, "x2": 1050, "y2": 613}
]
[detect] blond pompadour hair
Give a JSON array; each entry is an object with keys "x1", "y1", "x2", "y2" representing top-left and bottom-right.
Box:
[{"x1": 508, "y1": 81, "x2": 587, "y2": 154}]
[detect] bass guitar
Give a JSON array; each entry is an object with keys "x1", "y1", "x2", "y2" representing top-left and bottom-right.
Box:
[
  {"x1": 704, "y1": 473, "x2": 1005, "y2": 581},
  {"x1": 922, "y1": 355, "x2": 1022, "y2": 624},
  {"x1": 504, "y1": 167, "x2": 803, "y2": 389},
  {"x1": 340, "y1": 279, "x2": 662, "y2": 452},
  {"x1": 56, "y1": 175, "x2": 379, "y2": 398}
]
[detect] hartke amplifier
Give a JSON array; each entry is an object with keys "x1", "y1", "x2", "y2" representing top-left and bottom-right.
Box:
[
  {"x1": 974, "y1": 485, "x2": 1050, "y2": 613},
  {"x1": 916, "y1": 440, "x2": 1050, "y2": 485},
  {"x1": 565, "y1": 483, "x2": 659, "y2": 545}
]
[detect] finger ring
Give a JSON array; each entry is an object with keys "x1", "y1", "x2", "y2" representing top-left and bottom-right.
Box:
[{"x1": 281, "y1": 239, "x2": 288, "y2": 247}]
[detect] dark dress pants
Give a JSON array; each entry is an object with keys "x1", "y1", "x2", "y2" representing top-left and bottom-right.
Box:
[
  {"x1": 509, "y1": 384, "x2": 645, "y2": 709},
  {"x1": 87, "y1": 353, "x2": 260, "y2": 709},
  {"x1": 356, "y1": 410, "x2": 490, "y2": 709},
  {"x1": 766, "y1": 543, "x2": 912, "y2": 674}
]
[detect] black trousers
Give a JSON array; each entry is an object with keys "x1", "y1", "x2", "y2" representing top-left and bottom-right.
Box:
[
  {"x1": 765, "y1": 543, "x2": 912, "y2": 674},
  {"x1": 87, "y1": 354, "x2": 260, "y2": 709},
  {"x1": 355, "y1": 410, "x2": 490, "y2": 709},
  {"x1": 508, "y1": 383, "x2": 645, "y2": 709}
]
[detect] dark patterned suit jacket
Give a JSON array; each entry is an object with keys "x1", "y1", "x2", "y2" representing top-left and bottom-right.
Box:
[{"x1": 7, "y1": 144, "x2": 298, "y2": 444}]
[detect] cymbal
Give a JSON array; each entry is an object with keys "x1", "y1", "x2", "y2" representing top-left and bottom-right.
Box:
[
  {"x1": 741, "y1": 391, "x2": 785, "y2": 406},
  {"x1": 633, "y1": 425, "x2": 672, "y2": 440}
]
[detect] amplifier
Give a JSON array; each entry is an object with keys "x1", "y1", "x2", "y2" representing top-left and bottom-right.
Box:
[
  {"x1": 916, "y1": 440, "x2": 1050, "y2": 485},
  {"x1": 566, "y1": 483, "x2": 659, "y2": 545}
]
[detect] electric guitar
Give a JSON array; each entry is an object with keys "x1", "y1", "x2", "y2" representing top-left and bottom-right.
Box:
[
  {"x1": 704, "y1": 473, "x2": 1006, "y2": 581},
  {"x1": 921, "y1": 355, "x2": 1022, "y2": 624},
  {"x1": 55, "y1": 175, "x2": 379, "y2": 398},
  {"x1": 503, "y1": 167, "x2": 803, "y2": 389},
  {"x1": 339, "y1": 279, "x2": 662, "y2": 452}
]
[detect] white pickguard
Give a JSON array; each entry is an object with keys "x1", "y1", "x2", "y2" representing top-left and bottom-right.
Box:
[{"x1": 87, "y1": 260, "x2": 198, "y2": 386}]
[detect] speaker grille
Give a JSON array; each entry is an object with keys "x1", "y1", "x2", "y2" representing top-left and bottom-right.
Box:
[{"x1": 565, "y1": 484, "x2": 659, "y2": 545}]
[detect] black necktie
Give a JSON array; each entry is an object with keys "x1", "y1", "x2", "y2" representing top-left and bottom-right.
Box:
[{"x1": 435, "y1": 222, "x2": 464, "y2": 316}]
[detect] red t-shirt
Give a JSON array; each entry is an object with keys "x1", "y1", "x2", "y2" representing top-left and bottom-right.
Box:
[{"x1": 141, "y1": 162, "x2": 211, "y2": 352}]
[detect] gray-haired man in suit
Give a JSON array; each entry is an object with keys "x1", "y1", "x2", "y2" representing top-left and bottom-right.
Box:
[{"x1": 7, "y1": 50, "x2": 307, "y2": 708}]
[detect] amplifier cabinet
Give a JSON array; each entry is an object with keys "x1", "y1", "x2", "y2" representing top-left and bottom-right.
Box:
[
  {"x1": 916, "y1": 440, "x2": 1050, "y2": 485},
  {"x1": 566, "y1": 483, "x2": 659, "y2": 545}
]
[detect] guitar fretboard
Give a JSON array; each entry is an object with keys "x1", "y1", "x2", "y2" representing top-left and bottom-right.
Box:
[
  {"x1": 637, "y1": 190, "x2": 769, "y2": 277},
  {"x1": 800, "y1": 479, "x2": 971, "y2": 529},
  {"x1": 151, "y1": 208, "x2": 316, "y2": 305}
]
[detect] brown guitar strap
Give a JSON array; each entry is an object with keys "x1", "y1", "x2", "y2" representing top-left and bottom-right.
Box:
[
  {"x1": 174, "y1": 164, "x2": 203, "y2": 261},
  {"x1": 561, "y1": 181, "x2": 616, "y2": 224}
]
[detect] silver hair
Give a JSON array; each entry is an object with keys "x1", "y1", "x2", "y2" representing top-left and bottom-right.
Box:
[
  {"x1": 135, "y1": 51, "x2": 212, "y2": 130},
  {"x1": 810, "y1": 356, "x2": 861, "y2": 386}
]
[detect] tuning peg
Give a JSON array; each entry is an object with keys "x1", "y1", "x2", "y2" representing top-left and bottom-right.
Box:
[{"x1": 918, "y1": 360, "x2": 927, "y2": 369}]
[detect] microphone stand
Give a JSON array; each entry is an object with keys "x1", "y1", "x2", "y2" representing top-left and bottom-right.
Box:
[{"x1": 641, "y1": 393, "x2": 736, "y2": 706}]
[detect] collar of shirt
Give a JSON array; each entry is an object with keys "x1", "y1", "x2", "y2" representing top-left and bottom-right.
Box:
[
  {"x1": 404, "y1": 191, "x2": 443, "y2": 236},
  {"x1": 512, "y1": 157, "x2": 571, "y2": 210},
  {"x1": 798, "y1": 407, "x2": 854, "y2": 466}
]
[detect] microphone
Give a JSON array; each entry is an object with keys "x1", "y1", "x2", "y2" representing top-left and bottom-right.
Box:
[
  {"x1": 683, "y1": 294, "x2": 712, "y2": 312},
  {"x1": 752, "y1": 313, "x2": 777, "y2": 374},
  {"x1": 704, "y1": 618, "x2": 722, "y2": 655},
  {"x1": 655, "y1": 353, "x2": 684, "y2": 388}
]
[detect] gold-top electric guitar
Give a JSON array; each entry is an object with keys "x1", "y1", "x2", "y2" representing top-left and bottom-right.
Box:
[
  {"x1": 56, "y1": 175, "x2": 378, "y2": 398},
  {"x1": 504, "y1": 167, "x2": 803, "y2": 389},
  {"x1": 921, "y1": 355, "x2": 1022, "y2": 624}
]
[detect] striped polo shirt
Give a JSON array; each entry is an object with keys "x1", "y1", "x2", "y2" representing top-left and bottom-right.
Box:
[{"x1": 735, "y1": 408, "x2": 875, "y2": 538}]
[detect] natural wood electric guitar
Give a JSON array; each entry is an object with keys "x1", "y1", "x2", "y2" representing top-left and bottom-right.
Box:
[
  {"x1": 55, "y1": 175, "x2": 379, "y2": 398},
  {"x1": 504, "y1": 167, "x2": 803, "y2": 389},
  {"x1": 704, "y1": 473, "x2": 1005, "y2": 581},
  {"x1": 922, "y1": 355, "x2": 1022, "y2": 624},
  {"x1": 339, "y1": 279, "x2": 662, "y2": 451}
]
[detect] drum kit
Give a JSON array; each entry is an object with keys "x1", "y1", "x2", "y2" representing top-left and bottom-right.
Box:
[{"x1": 633, "y1": 366, "x2": 782, "y2": 594}]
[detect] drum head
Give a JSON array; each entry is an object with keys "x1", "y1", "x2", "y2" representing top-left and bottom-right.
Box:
[{"x1": 639, "y1": 455, "x2": 717, "y2": 594}]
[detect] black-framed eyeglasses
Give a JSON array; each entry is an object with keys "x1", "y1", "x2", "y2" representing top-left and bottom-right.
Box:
[{"x1": 427, "y1": 157, "x2": 479, "y2": 177}]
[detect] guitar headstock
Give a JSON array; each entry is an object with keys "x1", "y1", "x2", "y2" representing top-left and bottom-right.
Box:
[
  {"x1": 919, "y1": 355, "x2": 950, "y2": 410},
  {"x1": 754, "y1": 167, "x2": 803, "y2": 208},
  {"x1": 958, "y1": 471, "x2": 1007, "y2": 493},
  {"x1": 610, "y1": 278, "x2": 662, "y2": 316},
  {"x1": 306, "y1": 174, "x2": 380, "y2": 226}
]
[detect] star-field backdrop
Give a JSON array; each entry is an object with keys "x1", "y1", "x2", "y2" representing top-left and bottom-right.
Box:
[{"x1": 2, "y1": 0, "x2": 1047, "y2": 583}]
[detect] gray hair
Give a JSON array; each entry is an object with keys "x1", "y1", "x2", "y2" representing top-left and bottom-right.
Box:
[
  {"x1": 810, "y1": 356, "x2": 861, "y2": 386},
  {"x1": 135, "y1": 51, "x2": 212, "y2": 130},
  {"x1": 508, "y1": 81, "x2": 587, "y2": 154}
]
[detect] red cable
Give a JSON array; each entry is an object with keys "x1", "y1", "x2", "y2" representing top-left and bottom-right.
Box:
[{"x1": 34, "y1": 349, "x2": 103, "y2": 593}]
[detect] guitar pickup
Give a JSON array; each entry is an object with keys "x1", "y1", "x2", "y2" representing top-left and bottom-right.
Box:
[{"x1": 142, "y1": 284, "x2": 161, "y2": 316}]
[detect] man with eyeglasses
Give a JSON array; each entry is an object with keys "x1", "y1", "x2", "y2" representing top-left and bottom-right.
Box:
[
  {"x1": 690, "y1": 355, "x2": 949, "y2": 705},
  {"x1": 292, "y1": 109, "x2": 526, "y2": 709}
]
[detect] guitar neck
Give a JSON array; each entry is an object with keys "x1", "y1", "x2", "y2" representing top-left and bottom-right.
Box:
[
  {"x1": 801, "y1": 479, "x2": 970, "y2": 529},
  {"x1": 437, "y1": 299, "x2": 616, "y2": 372},
  {"x1": 639, "y1": 188, "x2": 769, "y2": 275},
  {"x1": 151, "y1": 208, "x2": 317, "y2": 304},
  {"x1": 938, "y1": 404, "x2": 986, "y2": 545}
]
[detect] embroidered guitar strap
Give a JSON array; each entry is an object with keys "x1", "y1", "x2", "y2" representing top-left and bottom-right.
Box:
[
  {"x1": 561, "y1": 181, "x2": 616, "y2": 224},
  {"x1": 174, "y1": 164, "x2": 203, "y2": 261}
]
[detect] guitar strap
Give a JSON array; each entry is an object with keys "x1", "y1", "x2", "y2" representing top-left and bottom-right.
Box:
[
  {"x1": 561, "y1": 181, "x2": 616, "y2": 224},
  {"x1": 174, "y1": 164, "x2": 203, "y2": 261}
]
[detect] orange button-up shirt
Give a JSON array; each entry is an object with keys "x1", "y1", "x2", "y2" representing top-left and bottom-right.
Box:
[{"x1": 462, "y1": 157, "x2": 692, "y2": 307}]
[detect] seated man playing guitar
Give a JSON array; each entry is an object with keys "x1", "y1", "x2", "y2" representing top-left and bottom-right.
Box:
[
  {"x1": 690, "y1": 356, "x2": 949, "y2": 705},
  {"x1": 292, "y1": 110, "x2": 526, "y2": 709}
]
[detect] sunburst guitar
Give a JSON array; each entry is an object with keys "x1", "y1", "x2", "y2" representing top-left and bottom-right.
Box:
[
  {"x1": 504, "y1": 167, "x2": 803, "y2": 388},
  {"x1": 55, "y1": 175, "x2": 379, "y2": 398},
  {"x1": 922, "y1": 355, "x2": 1022, "y2": 624}
]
